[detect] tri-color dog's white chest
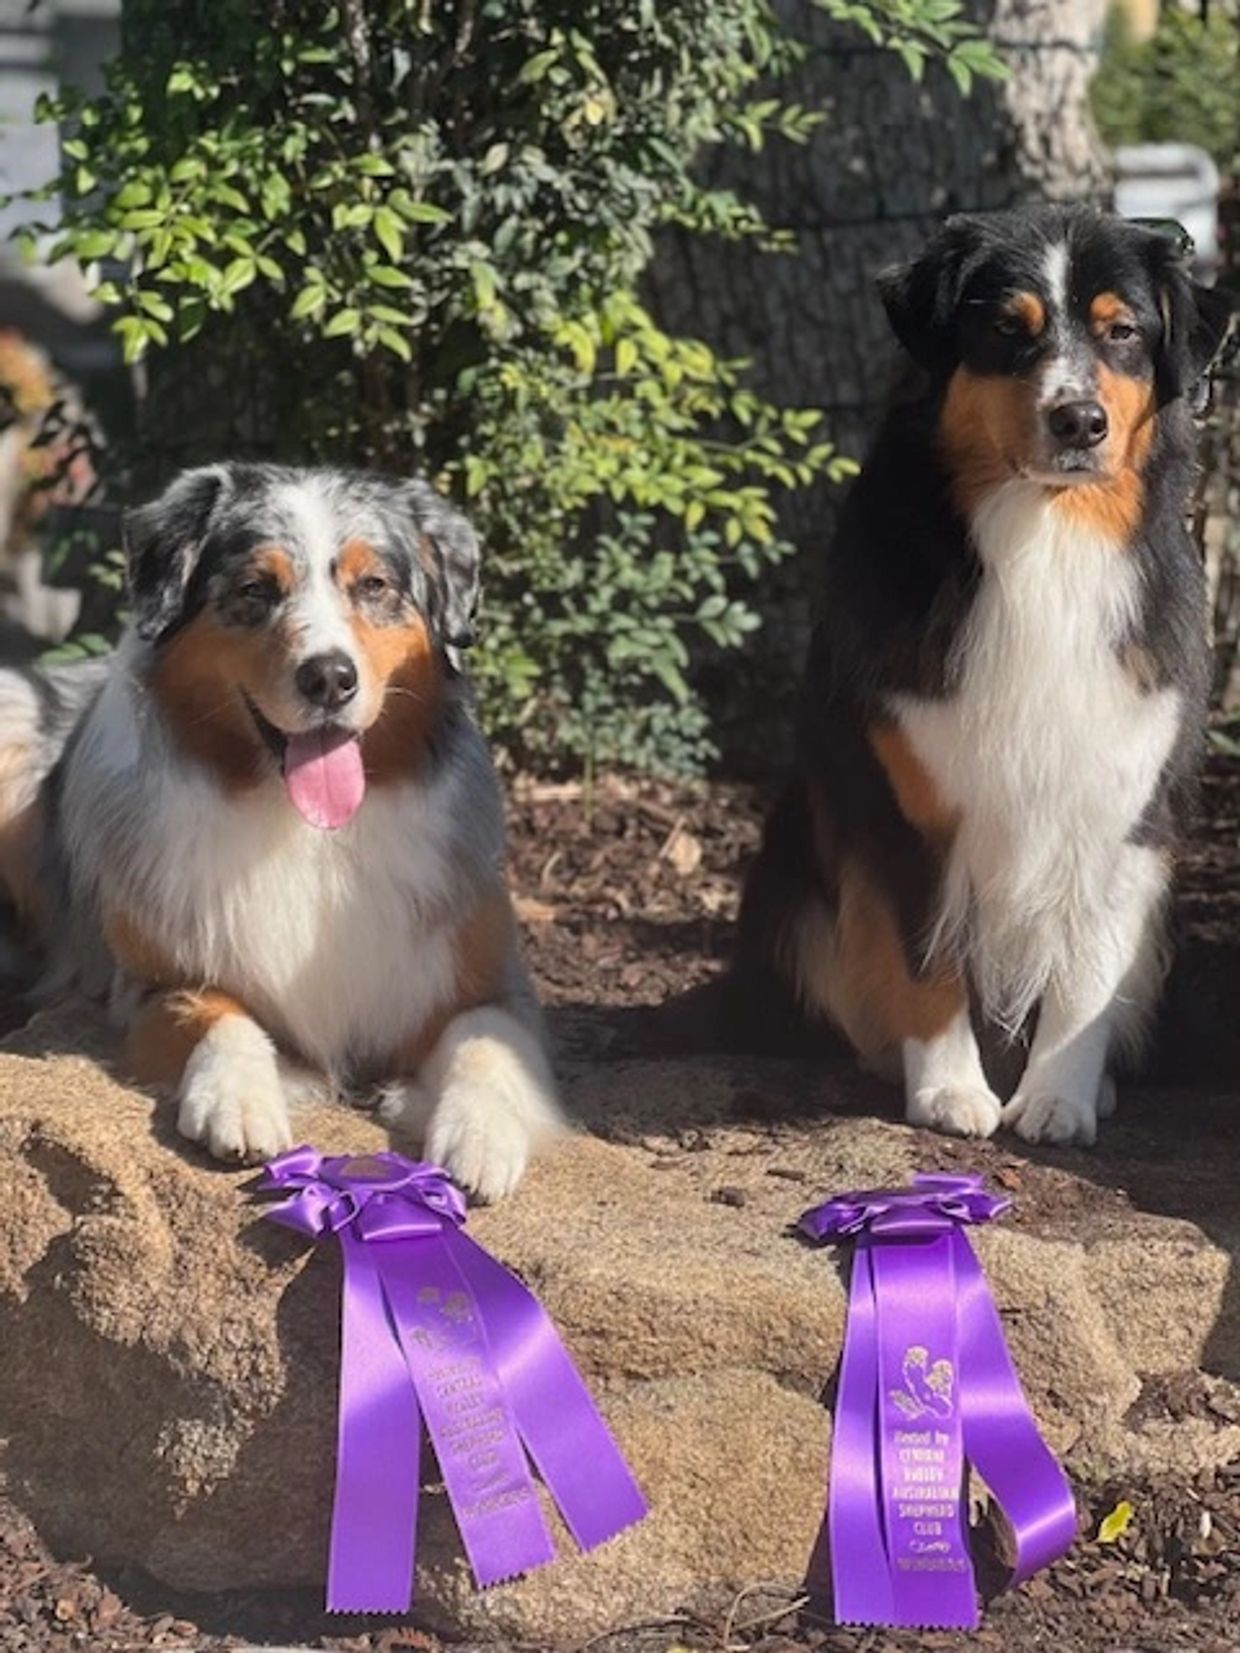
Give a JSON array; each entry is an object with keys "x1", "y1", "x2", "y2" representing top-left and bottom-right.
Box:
[{"x1": 892, "y1": 480, "x2": 1181, "y2": 1023}]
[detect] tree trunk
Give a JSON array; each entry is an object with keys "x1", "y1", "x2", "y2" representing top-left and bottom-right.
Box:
[{"x1": 648, "y1": 0, "x2": 1110, "y2": 762}]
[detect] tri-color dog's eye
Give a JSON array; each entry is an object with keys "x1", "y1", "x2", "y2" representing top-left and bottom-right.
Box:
[
  {"x1": 993, "y1": 315, "x2": 1023, "y2": 337},
  {"x1": 1108, "y1": 321, "x2": 1137, "y2": 342},
  {"x1": 238, "y1": 580, "x2": 274, "y2": 601},
  {"x1": 355, "y1": 575, "x2": 391, "y2": 599}
]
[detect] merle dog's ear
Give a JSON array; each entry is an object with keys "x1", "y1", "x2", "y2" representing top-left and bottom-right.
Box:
[
  {"x1": 402, "y1": 479, "x2": 481, "y2": 655},
  {"x1": 1150, "y1": 245, "x2": 1235, "y2": 402},
  {"x1": 123, "y1": 466, "x2": 229, "y2": 642},
  {"x1": 876, "y1": 219, "x2": 973, "y2": 370}
]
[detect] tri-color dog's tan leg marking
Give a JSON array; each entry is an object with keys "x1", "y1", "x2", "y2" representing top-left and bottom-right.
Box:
[
  {"x1": 785, "y1": 856, "x2": 963, "y2": 1065},
  {"x1": 126, "y1": 988, "x2": 292, "y2": 1163},
  {"x1": 868, "y1": 722, "x2": 958, "y2": 846},
  {"x1": 784, "y1": 739, "x2": 999, "y2": 1136}
]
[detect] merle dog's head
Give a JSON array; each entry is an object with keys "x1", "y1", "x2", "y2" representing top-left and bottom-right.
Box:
[
  {"x1": 123, "y1": 463, "x2": 480, "y2": 826},
  {"x1": 877, "y1": 206, "x2": 1233, "y2": 506}
]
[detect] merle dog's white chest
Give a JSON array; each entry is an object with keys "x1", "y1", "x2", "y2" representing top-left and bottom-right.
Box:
[{"x1": 170, "y1": 781, "x2": 458, "y2": 1069}]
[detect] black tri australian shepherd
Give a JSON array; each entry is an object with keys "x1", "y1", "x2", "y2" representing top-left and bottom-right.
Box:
[
  {"x1": 737, "y1": 205, "x2": 1233, "y2": 1147},
  {"x1": 0, "y1": 465, "x2": 560, "y2": 1198}
]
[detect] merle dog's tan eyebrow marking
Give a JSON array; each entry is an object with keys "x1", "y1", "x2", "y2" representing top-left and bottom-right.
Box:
[{"x1": 249, "y1": 545, "x2": 296, "y2": 592}]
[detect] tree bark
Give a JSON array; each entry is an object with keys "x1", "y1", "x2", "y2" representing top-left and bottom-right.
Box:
[{"x1": 648, "y1": 0, "x2": 1111, "y2": 759}]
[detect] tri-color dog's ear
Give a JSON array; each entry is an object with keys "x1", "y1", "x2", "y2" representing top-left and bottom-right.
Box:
[
  {"x1": 123, "y1": 466, "x2": 229, "y2": 642},
  {"x1": 1147, "y1": 242, "x2": 1235, "y2": 402},
  {"x1": 402, "y1": 479, "x2": 481, "y2": 654},
  {"x1": 876, "y1": 219, "x2": 973, "y2": 370}
]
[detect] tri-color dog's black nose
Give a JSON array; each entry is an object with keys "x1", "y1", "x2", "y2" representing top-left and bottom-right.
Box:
[
  {"x1": 1046, "y1": 399, "x2": 1108, "y2": 449},
  {"x1": 296, "y1": 650, "x2": 359, "y2": 709}
]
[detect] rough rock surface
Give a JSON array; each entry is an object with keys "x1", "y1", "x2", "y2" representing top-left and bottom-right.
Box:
[{"x1": 0, "y1": 1003, "x2": 1238, "y2": 1644}]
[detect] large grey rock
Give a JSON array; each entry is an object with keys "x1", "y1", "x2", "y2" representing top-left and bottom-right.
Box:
[{"x1": 0, "y1": 1004, "x2": 1237, "y2": 1642}]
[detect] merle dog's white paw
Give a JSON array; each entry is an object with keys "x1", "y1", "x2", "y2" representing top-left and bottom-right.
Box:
[
  {"x1": 177, "y1": 1017, "x2": 292, "y2": 1163},
  {"x1": 906, "y1": 1084, "x2": 1003, "y2": 1140},
  {"x1": 410, "y1": 1007, "x2": 562, "y2": 1202},
  {"x1": 1002, "y1": 1089, "x2": 1097, "y2": 1147},
  {"x1": 424, "y1": 1086, "x2": 540, "y2": 1204}
]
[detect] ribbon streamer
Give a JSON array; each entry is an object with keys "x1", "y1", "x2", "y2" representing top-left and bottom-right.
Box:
[
  {"x1": 256, "y1": 1146, "x2": 647, "y2": 1613},
  {"x1": 799, "y1": 1172, "x2": 1077, "y2": 1630}
]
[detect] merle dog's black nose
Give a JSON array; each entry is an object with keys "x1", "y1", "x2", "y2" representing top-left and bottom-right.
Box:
[
  {"x1": 296, "y1": 650, "x2": 359, "y2": 709},
  {"x1": 1046, "y1": 399, "x2": 1108, "y2": 449}
]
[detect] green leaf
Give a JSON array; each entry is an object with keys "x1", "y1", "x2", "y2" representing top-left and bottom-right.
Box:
[
  {"x1": 376, "y1": 325, "x2": 412, "y2": 362},
  {"x1": 373, "y1": 206, "x2": 404, "y2": 262},
  {"x1": 291, "y1": 283, "x2": 327, "y2": 321},
  {"x1": 115, "y1": 179, "x2": 152, "y2": 210},
  {"x1": 369, "y1": 264, "x2": 415, "y2": 289},
  {"x1": 517, "y1": 49, "x2": 559, "y2": 85},
  {"x1": 220, "y1": 256, "x2": 257, "y2": 295},
  {"x1": 397, "y1": 199, "x2": 450, "y2": 225},
  {"x1": 323, "y1": 307, "x2": 361, "y2": 338},
  {"x1": 72, "y1": 229, "x2": 118, "y2": 261},
  {"x1": 114, "y1": 314, "x2": 151, "y2": 364},
  {"x1": 118, "y1": 209, "x2": 165, "y2": 231}
]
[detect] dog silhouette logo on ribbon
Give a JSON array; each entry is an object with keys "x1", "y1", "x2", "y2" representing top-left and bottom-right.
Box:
[{"x1": 890, "y1": 1346, "x2": 954, "y2": 1421}]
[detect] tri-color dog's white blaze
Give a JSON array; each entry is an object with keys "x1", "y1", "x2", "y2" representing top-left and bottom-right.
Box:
[
  {"x1": 741, "y1": 206, "x2": 1231, "y2": 1149},
  {"x1": 0, "y1": 464, "x2": 562, "y2": 1200}
]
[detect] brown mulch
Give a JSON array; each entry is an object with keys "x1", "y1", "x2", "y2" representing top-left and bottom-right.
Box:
[
  {"x1": 505, "y1": 774, "x2": 762, "y2": 1012},
  {"x1": 1, "y1": 754, "x2": 1238, "y2": 1652},
  {"x1": 2, "y1": 1468, "x2": 1239, "y2": 1651}
]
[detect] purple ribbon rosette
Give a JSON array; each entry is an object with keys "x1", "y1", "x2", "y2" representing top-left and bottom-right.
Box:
[
  {"x1": 799, "y1": 1172, "x2": 1077, "y2": 1630},
  {"x1": 256, "y1": 1146, "x2": 647, "y2": 1613}
]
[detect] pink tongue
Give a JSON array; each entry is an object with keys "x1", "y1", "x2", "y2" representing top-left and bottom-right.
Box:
[{"x1": 282, "y1": 729, "x2": 365, "y2": 830}]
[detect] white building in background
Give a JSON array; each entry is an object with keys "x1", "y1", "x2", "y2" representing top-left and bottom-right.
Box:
[
  {"x1": 0, "y1": 0, "x2": 118, "y2": 329},
  {"x1": 1115, "y1": 143, "x2": 1222, "y2": 280}
]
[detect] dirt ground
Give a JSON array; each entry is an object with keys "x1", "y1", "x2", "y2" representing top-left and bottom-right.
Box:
[{"x1": 1, "y1": 755, "x2": 1238, "y2": 1653}]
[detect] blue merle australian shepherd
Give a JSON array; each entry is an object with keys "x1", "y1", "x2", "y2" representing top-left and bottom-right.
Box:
[
  {"x1": 737, "y1": 206, "x2": 1233, "y2": 1147},
  {"x1": 0, "y1": 465, "x2": 560, "y2": 1198}
]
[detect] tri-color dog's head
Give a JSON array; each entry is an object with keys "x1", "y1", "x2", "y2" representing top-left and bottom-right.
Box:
[
  {"x1": 878, "y1": 206, "x2": 1234, "y2": 525},
  {"x1": 123, "y1": 463, "x2": 479, "y2": 828}
]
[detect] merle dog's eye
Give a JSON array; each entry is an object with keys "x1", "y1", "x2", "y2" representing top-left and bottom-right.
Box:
[
  {"x1": 993, "y1": 315, "x2": 1023, "y2": 338},
  {"x1": 1108, "y1": 321, "x2": 1137, "y2": 342},
  {"x1": 238, "y1": 579, "x2": 275, "y2": 603},
  {"x1": 356, "y1": 574, "x2": 391, "y2": 600}
]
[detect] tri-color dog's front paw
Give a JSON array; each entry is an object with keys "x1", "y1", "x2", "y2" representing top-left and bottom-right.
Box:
[
  {"x1": 906, "y1": 1084, "x2": 1002, "y2": 1140},
  {"x1": 176, "y1": 1017, "x2": 292, "y2": 1163},
  {"x1": 1002, "y1": 1089, "x2": 1097, "y2": 1147}
]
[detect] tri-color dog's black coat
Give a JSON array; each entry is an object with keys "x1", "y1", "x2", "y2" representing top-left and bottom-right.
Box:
[{"x1": 738, "y1": 206, "x2": 1233, "y2": 1145}]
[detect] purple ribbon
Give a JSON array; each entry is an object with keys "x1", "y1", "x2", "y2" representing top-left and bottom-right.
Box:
[
  {"x1": 799, "y1": 1172, "x2": 1077, "y2": 1630},
  {"x1": 256, "y1": 1146, "x2": 647, "y2": 1612}
]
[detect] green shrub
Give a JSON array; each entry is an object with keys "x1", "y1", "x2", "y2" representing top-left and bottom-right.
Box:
[
  {"x1": 22, "y1": 0, "x2": 1000, "y2": 774},
  {"x1": 1092, "y1": 5, "x2": 1240, "y2": 167}
]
